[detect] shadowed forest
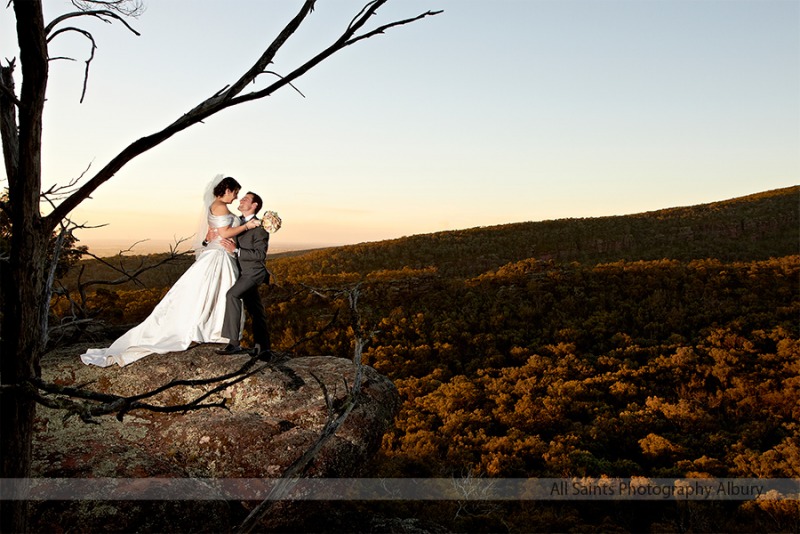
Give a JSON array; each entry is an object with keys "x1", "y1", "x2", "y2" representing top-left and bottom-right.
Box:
[{"x1": 54, "y1": 187, "x2": 799, "y2": 532}]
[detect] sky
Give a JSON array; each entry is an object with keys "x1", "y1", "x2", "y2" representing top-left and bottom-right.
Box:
[{"x1": 1, "y1": 0, "x2": 798, "y2": 255}]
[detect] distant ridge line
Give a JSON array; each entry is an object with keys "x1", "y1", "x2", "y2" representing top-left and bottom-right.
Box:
[{"x1": 270, "y1": 186, "x2": 799, "y2": 279}]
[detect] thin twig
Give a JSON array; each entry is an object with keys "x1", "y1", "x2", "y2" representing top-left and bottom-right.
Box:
[
  {"x1": 27, "y1": 355, "x2": 268, "y2": 422},
  {"x1": 46, "y1": 26, "x2": 97, "y2": 102},
  {"x1": 45, "y1": 9, "x2": 141, "y2": 37},
  {"x1": 262, "y1": 71, "x2": 306, "y2": 98},
  {"x1": 76, "y1": 238, "x2": 193, "y2": 290}
]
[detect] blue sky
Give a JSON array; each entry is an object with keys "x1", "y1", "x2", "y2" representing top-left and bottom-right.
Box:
[{"x1": 2, "y1": 0, "x2": 798, "y2": 254}]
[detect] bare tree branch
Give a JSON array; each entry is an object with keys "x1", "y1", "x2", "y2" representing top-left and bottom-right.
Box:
[
  {"x1": 75, "y1": 237, "x2": 193, "y2": 289},
  {"x1": 43, "y1": 0, "x2": 317, "y2": 226},
  {"x1": 348, "y1": 0, "x2": 378, "y2": 31},
  {"x1": 0, "y1": 58, "x2": 20, "y2": 106},
  {"x1": 229, "y1": 3, "x2": 442, "y2": 108},
  {"x1": 44, "y1": 234, "x2": 193, "y2": 346},
  {"x1": 46, "y1": 26, "x2": 97, "y2": 103},
  {"x1": 22, "y1": 354, "x2": 268, "y2": 423},
  {"x1": 262, "y1": 71, "x2": 306, "y2": 98},
  {"x1": 41, "y1": 164, "x2": 90, "y2": 202},
  {"x1": 21, "y1": 380, "x2": 227, "y2": 424},
  {"x1": 41, "y1": 225, "x2": 70, "y2": 347},
  {"x1": 45, "y1": 9, "x2": 141, "y2": 37},
  {"x1": 69, "y1": 0, "x2": 145, "y2": 18},
  {"x1": 45, "y1": 6, "x2": 142, "y2": 104},
  {"x1": 236, "y1": 285, "x2": 371, "y2": 533},
  {"x1": 222, "y1": 0, "x2": 317, "y2": 100},
  {"x1": 345, "y1": 9, "x2": 443, "y2": 47},
  {"x1": 45, "y1": 1, "x2": 441, "y2": 229},
  {"x1": 0, "y1": 59, "x2": 20, "y2": 183}
]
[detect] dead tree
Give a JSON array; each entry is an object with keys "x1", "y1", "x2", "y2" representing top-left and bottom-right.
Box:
[
  {"x1": 49, "y1": 236, "x2": 194, "y2": 345},
  {"x1": 0, "y1": 2, "x2": 440, "y2": 531}
]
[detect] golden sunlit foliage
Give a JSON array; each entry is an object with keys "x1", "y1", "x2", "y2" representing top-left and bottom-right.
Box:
[
  {"x1": 66, "y1": 255, "x2": 799, "y2": 482},
  {"x1": 56, "y1": 187, "x2": 800, "y2": 532}
]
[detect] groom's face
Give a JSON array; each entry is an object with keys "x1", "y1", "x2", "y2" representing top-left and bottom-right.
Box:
[{"x1": 238, "y1": 194, "x2": 257, "y2": 215}]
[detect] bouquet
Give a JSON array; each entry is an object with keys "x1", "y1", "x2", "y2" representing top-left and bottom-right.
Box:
[{"x1": 260, "y1": 210, "x2": 282, "y2": 233}]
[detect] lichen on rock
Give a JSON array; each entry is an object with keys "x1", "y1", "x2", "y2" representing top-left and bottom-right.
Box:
[{"x1": 29, "y1": 344, "x2": 400, "y2": 532}]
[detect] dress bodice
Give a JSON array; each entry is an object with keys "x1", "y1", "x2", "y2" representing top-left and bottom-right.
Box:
[
  {"x1": 208, "y1": 212, "x2": 237, "y2": 229},
  {"x1": 205, "y1": 211, "x2": 240, "y2": 254}
]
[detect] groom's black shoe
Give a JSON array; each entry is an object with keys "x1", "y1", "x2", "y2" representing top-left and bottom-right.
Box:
[{"x1": 216, "y1": 344, "x2": 248, "y2": 355}]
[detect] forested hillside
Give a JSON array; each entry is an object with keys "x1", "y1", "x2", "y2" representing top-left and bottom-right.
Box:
[
  {"x1": 56, "y1": 187, "x2": 799, "y2": 532},
  {"x1": 62, "y1": 186, "x2": 798, "y2": 289},
  {"x1": 270, "y1": 186, "x2": 798, "y2": 280}
]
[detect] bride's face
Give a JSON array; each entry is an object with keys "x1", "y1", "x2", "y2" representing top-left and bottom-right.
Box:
[{"x1": 221, "y1": 188, "x2": 239, "y2": 204}]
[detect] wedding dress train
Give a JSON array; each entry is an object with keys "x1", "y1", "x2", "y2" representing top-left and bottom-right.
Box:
[{"x1": 80, "y1": 212, "x2": 243, "y2": 367}]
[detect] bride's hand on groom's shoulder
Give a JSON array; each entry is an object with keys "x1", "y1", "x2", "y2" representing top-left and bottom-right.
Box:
[{"x1": 245, "y1": 218, "x2": 259, "y2": 230}]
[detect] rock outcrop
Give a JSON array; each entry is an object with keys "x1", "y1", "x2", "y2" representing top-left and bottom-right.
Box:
[{"x1": 29, "y1": 344, "x2": 400, "y2": 532}]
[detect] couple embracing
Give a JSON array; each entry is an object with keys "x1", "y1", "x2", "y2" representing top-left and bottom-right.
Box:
[{"x1": 80, "y1": 175, "x2": 281, "y2": 368}]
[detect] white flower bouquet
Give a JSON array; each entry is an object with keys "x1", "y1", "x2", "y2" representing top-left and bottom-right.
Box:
[{"x1": 260, "y1": 210, "x2": 282, "y2": 233}]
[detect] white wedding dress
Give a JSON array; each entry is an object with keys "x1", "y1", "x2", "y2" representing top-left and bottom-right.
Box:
[{"x1": 80, "y1": 211, "x2": 244, "y2": 367}]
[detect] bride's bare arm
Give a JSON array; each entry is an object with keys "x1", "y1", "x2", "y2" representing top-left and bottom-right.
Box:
[{"x1": 215, "y1": 218, "x2": 259, "y2": 238}]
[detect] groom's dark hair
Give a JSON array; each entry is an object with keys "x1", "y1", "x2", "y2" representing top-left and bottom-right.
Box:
[{"x1": 248, "y1": 191, "x2": 263, "y2": 215}]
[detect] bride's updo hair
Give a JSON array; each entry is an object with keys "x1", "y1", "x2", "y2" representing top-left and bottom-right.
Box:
[{"x1": 213, "y1": 176, "x2": 241, "y2": 197}]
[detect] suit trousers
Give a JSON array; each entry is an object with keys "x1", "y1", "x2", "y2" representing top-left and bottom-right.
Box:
[{"x1": 221, "y1": 271, "x2": 270, "y2": 350}]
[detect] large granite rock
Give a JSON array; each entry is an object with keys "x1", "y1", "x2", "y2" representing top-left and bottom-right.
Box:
[{"x1": 29, "y1": 344, "x2": 400, "y2": 532}]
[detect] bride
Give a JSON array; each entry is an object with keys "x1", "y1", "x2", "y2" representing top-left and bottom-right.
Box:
[{"x1": 80, "y1": 175, "x2": 259, "y2": 367}]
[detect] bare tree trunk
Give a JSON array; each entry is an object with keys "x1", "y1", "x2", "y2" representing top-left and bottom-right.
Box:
[
  {"x1": 1, "y1": 236, "x2": 49, "y2": 534},
  {"x1": 1, "y1": 244, "x2": 52, "y2": 533},
  {"x1": 0, "y1": 1, "x2": 49, "y2": 531}
]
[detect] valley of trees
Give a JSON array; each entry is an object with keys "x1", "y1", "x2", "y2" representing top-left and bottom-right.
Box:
[{"x1": 52, "y1": 187, "x2": 799, "y2": 532}]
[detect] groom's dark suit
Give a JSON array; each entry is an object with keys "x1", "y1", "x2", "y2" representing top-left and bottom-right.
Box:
[{"x1": 221, "y1": 220, "x2": 271, "y2": 351}]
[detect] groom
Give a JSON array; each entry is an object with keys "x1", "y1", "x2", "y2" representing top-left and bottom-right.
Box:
[{"x1": 215, "y1": 191, "x2": 272, "y2": 360}]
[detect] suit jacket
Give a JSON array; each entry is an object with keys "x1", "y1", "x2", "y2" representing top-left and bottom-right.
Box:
[
  {"x1": 220, "y1": 220, "x2": 271, "y2": 348},
  {"x1": 236, "y1": 222, "x2": 269, "y2": 282}
]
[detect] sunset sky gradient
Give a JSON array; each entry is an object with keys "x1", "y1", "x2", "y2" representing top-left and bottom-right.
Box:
[{"x1": 1, "y1": 0, "x2": 798, "y2": 254}]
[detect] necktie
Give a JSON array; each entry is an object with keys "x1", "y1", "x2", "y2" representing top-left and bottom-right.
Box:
[{"x1": 240, "y1": 216, "x2": 247, "y2": 224}]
